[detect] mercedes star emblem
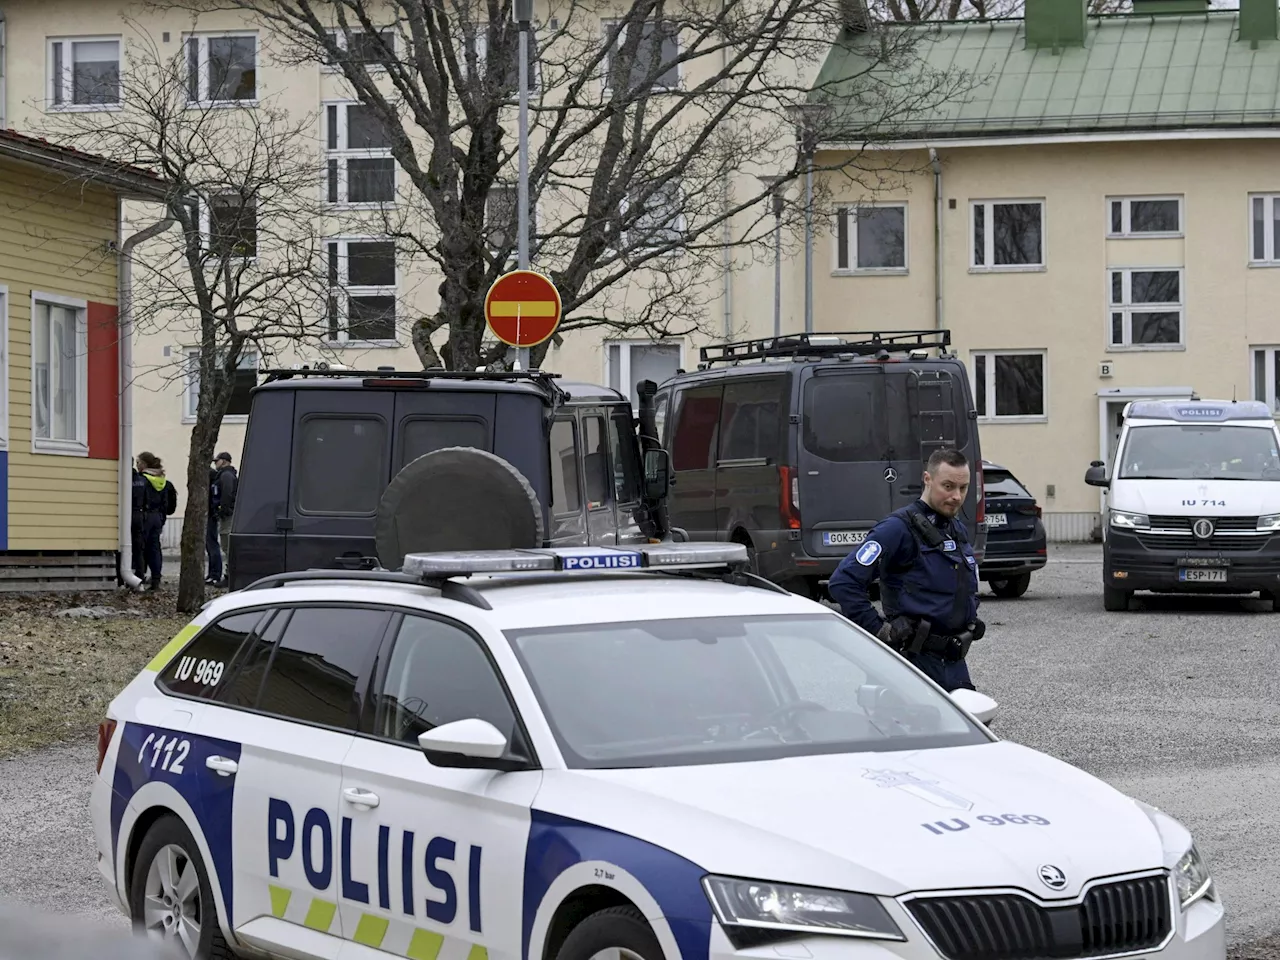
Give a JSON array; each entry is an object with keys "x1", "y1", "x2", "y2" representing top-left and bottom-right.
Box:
[
  {"x1": 884, "y1": 468, "x2": 898, "y2": 483},
  {"x1": 1038, "y1": 864, "x2": 1068, "y2": 891},
  {"x1": 1193, "y1": 518, "x2": 1215, "y2": 540}
]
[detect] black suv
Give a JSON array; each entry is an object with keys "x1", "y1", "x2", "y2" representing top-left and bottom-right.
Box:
[
  {"x1": 226, "y1": 368, "x2": 674, "y2": 590},
  {"x1": 645, "y1": 330, "x2": 986, "y2": 598},
  {"x1": 979, "y1": 459, "x2": 1047, "y2": 598}
]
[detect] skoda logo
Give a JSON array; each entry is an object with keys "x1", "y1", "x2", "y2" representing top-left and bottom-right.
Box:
[
  {"x1": 1193, "y1": 518, "x2": 1215, "y2": 540},
  {"x1": 884, "y1": 468, "x2": 898, "y2": 483},
  {"x1": 1038, "y1": 864, "x2": 1068, "y2": 891}
]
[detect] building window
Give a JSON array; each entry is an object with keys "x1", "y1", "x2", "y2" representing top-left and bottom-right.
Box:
[
  {"x1": 1251, "y1": 346, "x2": 1280, "y2": 415},
  {"x1": 325, "y1": 102, "x2": 395, "y2": 205},
  {"x1": 834, "y1": 204, "x2": 906, "y2": 273},
  {"x1": 203, "y1": 193, "x2": 258, "y2": 259},
  {"x1": 30, "y1": 294, "x2": 87, "y2": 455},
  {"x1": 322, "y1": 27, "x2": 395, "y2": 71},
  {"x1": 48, "y1": 37, "x2": 120, "y2": 109},
  {"x1": 186, "y1": 33, "x2": 257, "y2": 104},
  {"x1": 466, "y1": 28, "x2": 539, "y2": 91},
  {"x1": 972, "y1": 351, "x2": 1046, "y2": 421},
  {"x1": 1108, "y1": 268, "x2": 1182, "y2": 348},
  {"x1": 1250, "y1": 194, "x2": 1280, "y2": 264},
  {"x1": 327, "y1": 239, "x2": 397, "y2": 345},
  {"x1": 623, "y1": 182, "x2": 684, "y2": 251},
  {"x1": 971, "y1": 200, "x2": 1044, "y2": 270},
  {"x1": 1107, "y1": 196, "x2": 1182, "y2": 237},
  {"x1": 184, "y1": 347, "x2": 259, "y2": 422},
  {"x1": 605, "y1": 340, "x2": 682, "y2": 408},
  {"x1": 485, "y1": 185, "x2": 537, "y2": 255},
  {"x1": 603, "y1": 19, "x2": 679, "y2": 92}
]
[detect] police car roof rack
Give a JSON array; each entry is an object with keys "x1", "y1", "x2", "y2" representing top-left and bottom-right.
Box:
[
  {"x1": 699, "y1": 330, "x2": 952, "y2": 366},
  {"x1": 240, "y1": 568, "x2": 494, "y2": 609}
]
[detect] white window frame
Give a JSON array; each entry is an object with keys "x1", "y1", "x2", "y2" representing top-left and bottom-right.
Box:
[
  {"x1": 604, "y1": 339, "x2": 684, "y2": 410},
  {"x1": 601, "y1": 19, "x2": 682, "y2": 93},
  {"x1": 1249, "y1": 193, "x2": 1280, "y2": 265},
  {"x1": 969, "y1": 198, "x2": 1046, "y2": 273},
  {"x1": 321, "y1": 26, "x2": 395, "y2": 73},
  {"x1": 1106, "y1": 195, "x2": 1183, "y2": 239},
  {"x1": 970, "y1": 349, "x2": 1048, "y2": 424},
  {"x1": 0, "y1": 284, "x2": 8, "y2": 451},
  {"x1": 29, "y1": 291, "x2": 88, "y2": 457},
  {"x1": 323, "y1": 100, "x2": 397, "y2": 208},
  {"x1": 326, "y1": 236, "x2": 400, "y2": 347},
  {"x1": 832, "y1": 202, "x2": 908, "y2": 275},
  {"x1": 1107, "y1": 266, "x2": 1185, "y2": 351},
  {"x1": 183, "y1": 346, "x2": 260, "y2": 424},
  {"x1": 199, "y1": 194, "x2": 259, "y2": 261},
  {"x1": 47, "y1": 36, "x2": 122, "y2": 112},
  {"x1": 1249, "y1": 345, "x2": 1280, "y2": 416},
  {"x1": 184, "y1": 32, "x2": 258, "y2": 106}
]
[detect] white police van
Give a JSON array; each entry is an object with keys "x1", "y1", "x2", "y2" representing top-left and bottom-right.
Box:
[
  {"x1": 91, "y1": 543, "x2": 1224, "y2": 960},
  {"x1": 1086, "y1": 399, "x2": 1280, "y2": 611}
]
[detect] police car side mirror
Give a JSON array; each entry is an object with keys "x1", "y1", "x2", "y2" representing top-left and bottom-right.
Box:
[
  {"x1": 418, "y1": 718, "x2": 510, "y2": 767},
  {"x1": 643, "y1": 449, "x2": 671, "y2": 500},
  {"x1": 1084, "y1": 463, "x2": 1109, "y2": 488},
  {"x1": 948, "y1": 688, "x2": 998, "y2": 725}
]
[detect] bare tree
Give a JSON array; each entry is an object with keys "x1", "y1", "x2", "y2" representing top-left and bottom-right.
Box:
[
  {"x1": 35, "y1": 29, "x2": 331, "y2": 613},
  {"x1": 150, "y1": 0, "x2": 976, "y2": 371},
  {"x1": 872, "y1": 0, "x2": 1125, "y2": 23}
]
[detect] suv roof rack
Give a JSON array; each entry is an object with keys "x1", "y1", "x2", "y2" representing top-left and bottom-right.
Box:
[
  {"x1": 258, "y1": 366, "x2": 571, "y2": 404},
  {"x1": 698, "y1": 330, "x2": 952, "y2": 366}
]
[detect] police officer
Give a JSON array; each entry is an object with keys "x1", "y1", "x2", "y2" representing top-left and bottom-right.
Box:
[{"x1": 828, "y1": 447, "x2": 984, "y2": 692}]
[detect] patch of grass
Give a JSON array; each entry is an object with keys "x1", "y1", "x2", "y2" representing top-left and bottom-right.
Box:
[{"x1": 0, "y1": 588, "x2": 190, "y2": 755}]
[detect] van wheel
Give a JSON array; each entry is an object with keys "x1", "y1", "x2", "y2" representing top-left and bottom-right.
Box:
[
  {"x1": 555, "y1": 906, "x2": 663, "y2": 960},
  {"x1": 1103, "y1": 586, "x2": 1130, "y2": 612},
  {"x1": 990, "y1": 574, "x2": 1031, "y2": 599},
  {"x1": 1261, "y1": 590, "x2": 1279, "y2": 611},
  {"x1": 129, "y1": 815, "x2": 233, "y2": 959}
]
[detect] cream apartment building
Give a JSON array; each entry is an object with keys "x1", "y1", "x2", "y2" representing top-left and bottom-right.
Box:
[{"x1": 808, "y1": 0, "x2": 1280, "y2": 538}]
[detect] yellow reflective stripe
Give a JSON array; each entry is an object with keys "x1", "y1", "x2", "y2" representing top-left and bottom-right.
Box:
[
  {"x1": 467, "y1": 945, "x2": 489, "y2": 960},
  {"x1": 304, "y1": 898, "x2": 337, "y2": 932},
  {"x1": 354, "y1": 914, "x2": 390, "y2": 948},
  {"x1": 406, "y1": 928, "x2": 445, "y2": 960},
  {"x1": 144, "y1": 624, "x2": 201, "y2": 673},
  {"x1": 269, "y1": 885, "x2": 291, "y2": 919}
]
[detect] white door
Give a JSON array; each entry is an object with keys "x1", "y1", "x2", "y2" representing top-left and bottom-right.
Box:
[{"x1": 337, "y1": 611, "x2": 540, "y2": 960}]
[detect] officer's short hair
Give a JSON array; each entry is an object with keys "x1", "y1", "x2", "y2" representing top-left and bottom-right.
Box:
[{"x1": 926, "y1": 448, "x2": 968, "y2": 474}]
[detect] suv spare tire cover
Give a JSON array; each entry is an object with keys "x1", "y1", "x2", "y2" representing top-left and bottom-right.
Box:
[{"x1": 375, "y1": 446, "x2": 545, "y2": 568}]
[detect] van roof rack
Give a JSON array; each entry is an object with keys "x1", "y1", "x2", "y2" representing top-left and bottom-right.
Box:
[
  {"x1": 699, "y1": 330, "x2": 952, "y2": 365},
  {"x1": 258, "y1": 367, "x2": 570, "y2": 403}
]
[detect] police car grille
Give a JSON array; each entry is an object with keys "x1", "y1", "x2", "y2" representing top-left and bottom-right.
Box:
[
  {"x1": 906, "y1": 876, "x2": 1171, "y2": 960},
  {"x1": 1133, "y1": 531, "x2": 1263, "y2": 551},
  {"x1": 1146, "y1": 515, "x2": 1259, "y2": 532}
]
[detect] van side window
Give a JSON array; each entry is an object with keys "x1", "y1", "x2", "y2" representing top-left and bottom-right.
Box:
[
  {"x1": 609, "y1": 411, "x2": 642, "y2": 503},
  {"x1": 803, "y1": 376, "x2": 878, "y2": 463},
  {"x1": 296, "y1": 415, "x2": 387, "y2": 514},
  {"x1": 720, "y1": 379, "x2": 782, "y2": 462},
  {"x1": 401, "y1": 417, "x2": 488, "y2": 467},
  {"x1": 582, "y1": 415, "x2": 610, "y2": 507},
  {"x1": 671, "y1": 385, "x2": 722, "y2": 470},
  {"x1": 550, "y1": 418, "x2": 582, "y2": 515}
]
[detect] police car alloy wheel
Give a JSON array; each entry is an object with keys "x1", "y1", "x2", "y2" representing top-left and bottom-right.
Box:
[{"x1": 129, "y1": 815, "x2": 233, "y2": 960}]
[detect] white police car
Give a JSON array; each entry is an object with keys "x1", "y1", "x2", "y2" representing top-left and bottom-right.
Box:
[{"x1": 91, "y1": 543, "x2": 1225, "y2": 960}]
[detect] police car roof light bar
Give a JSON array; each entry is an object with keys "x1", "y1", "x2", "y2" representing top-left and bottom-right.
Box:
[
  {"x1": 402, "y1": 542, "x2": 751, "y2": 581},
  {"x1": 699, "y1": 330, "x2": 951, "y2": 365},
  {"x1": 1125, "y1": 399, "x2": 1273, "y2": 423}
]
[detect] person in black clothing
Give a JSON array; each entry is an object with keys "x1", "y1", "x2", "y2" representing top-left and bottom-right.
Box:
[
  {"x1": 209, "y1": 452, "x2": 238, "y2": 587},
  {"x1": 130, "y1": 467, "x2": 147, "y2": 581},
  {"x1": 136, "y1": 451, "x2": 178, "y2": 591}
]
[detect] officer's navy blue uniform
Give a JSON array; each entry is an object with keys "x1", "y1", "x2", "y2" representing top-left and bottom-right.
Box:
[{"x1": 828, "y1": 499, "x2": 981, "y2": 692}]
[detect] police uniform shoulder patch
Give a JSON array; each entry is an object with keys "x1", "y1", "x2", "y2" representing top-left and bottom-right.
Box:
[{"x1": 856, "y1": 540, "x2": 883, "y2": 566}]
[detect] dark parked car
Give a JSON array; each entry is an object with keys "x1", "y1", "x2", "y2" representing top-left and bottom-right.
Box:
[{"x1": 979, "y1": 459, "x2": 1047, "y2": 598}]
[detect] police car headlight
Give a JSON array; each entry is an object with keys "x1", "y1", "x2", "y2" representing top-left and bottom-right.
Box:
[
  {"x1": 1110, "y1": 509, "x2": 1150, "y2": 530},
  {"x1": 1257, "y1": 514, "x2": 1280, "y2": 532},
  {"x1": 702, "y1": 876, "x2": 905, "y2": 942},
  {"x1": 1174, "y1": 844, "x2": 1215, "y2": 909}
]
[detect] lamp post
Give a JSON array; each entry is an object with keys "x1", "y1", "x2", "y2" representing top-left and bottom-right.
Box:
[
  {"x1": 515, "y1": 0, "x2": 533, "y2": 371},
  {"x1": 757, "y1": 175, "x2": 786, "y2": 338},
  {"x1": 786, "y1": 103, "x2": 830, "y2": 335}
]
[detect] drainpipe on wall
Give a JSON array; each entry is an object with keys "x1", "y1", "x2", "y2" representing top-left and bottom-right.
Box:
[
  {"x1": 929, "y1": 146, "x2": 943, "y2": 332},
  {"x1": 117, "y1": 204, "x2": 176, "y2": 590}
]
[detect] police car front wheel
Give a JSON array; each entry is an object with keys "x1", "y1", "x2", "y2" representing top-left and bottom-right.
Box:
[
  {"x1": 129, "y1": 815, "x2": 234, "y2": 960},
  {"x1": 557, "y1": 906, "x2": 663, "y2": 960}
]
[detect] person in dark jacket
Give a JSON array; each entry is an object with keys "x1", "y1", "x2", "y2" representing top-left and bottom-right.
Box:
[
  {"x1": 136, "y1": 452, "x2": 177, "y2": 591},
  {"x1": 130, "y1": 467, "x2": 147, "y2": 581},
  {"x1": 210, "y1": 452, "x2": 238, "y2": 588},
  {"x1": 205, "y1": 465, "x2": 223, "y2": 586}
]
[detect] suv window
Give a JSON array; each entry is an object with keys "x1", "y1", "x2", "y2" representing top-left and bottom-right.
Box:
[
  {"x1": 253, "y1": 606, "x2": 389, "y2": 728},
  {"x1": 400, "y1": 417, "x2": 488, "y2": 468},
  {"x1": 671, "y1": 384, "x2": 722, "y2": 470},
  {"x1": 720, "y1": 378, "x2": 782, "y2": 462},
  {"x1": 582, "y1": 414, "x2": 610, "y2": 507},
  {"x1": 609, "y1": 410, "x2": 642, "y2": 503},
  {"x1": 296, "y1": 415, "x2": 388, "y2": 515},
  {"x1": 983, "y1": 468, "x2": 1032, "y2": 499},
  {"x1": 158, "y1": 611, "x2": 265, "y2": 699},
  {"x1": 803, "y1": 375, "x2": 878, "y2": 462},
  {"x1": 374, "y1": 613, "x2": 520, "y2": 746},
  {"x1": 550, "y1": 418, "x2": 581, "y2": 515}
]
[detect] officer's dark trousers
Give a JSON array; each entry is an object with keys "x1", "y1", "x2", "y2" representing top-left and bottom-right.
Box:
[
  {"x1": 905, "y1": 651, "x2": 975, "y2": 692},
  {"x1": 206, "y1": 513, "x2": 223, "y2": 582},
  {"x1": 141, "y1": 512, "x2": 165, "y2": 586},
  {"x1": 130, "y1": 515, "x2": 145, "y2": 579}
]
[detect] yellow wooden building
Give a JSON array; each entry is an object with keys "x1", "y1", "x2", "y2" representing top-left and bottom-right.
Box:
[{"x1": 0, "y1": 128, "x2": 169, "y2": 591}]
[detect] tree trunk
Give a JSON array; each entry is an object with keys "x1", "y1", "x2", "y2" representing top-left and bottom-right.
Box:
[{"x1": 175, "y1": 415, "x2": 221, "y2": 613}]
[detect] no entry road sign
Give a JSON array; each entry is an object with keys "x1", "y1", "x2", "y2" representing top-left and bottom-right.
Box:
[{"x1": 484, "y1": 270, "x2": 562, "y2": 347}]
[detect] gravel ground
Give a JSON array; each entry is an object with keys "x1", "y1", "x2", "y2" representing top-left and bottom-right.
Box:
[{"x1": 1, "y1": 547, "x2": 1278, "y2": 956}]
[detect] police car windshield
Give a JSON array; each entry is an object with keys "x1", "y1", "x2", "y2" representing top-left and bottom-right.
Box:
[
  {"x1": 505, "y1": 613, "x2": 987, "y2": 769},
  {"x1": 1119, "y1": 424, "x2": 1280, "y2": 481}
]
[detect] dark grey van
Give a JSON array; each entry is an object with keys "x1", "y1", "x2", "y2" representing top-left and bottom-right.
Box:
[
  {"x1": 226, "y1": 368, "x2": 673, "y2": 590},
  {"x1": 646, "y1": 331, "x2": 986, "y2": 598}
]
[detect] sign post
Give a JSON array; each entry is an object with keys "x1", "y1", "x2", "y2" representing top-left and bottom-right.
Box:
[
  {"x1": 515, "y1": 0, "x2": 533, "y2": 370},
  {"x1": 485, "y1": 270, "x2": 562, "y2": 353}
]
